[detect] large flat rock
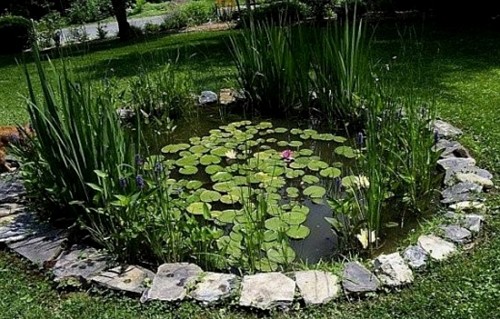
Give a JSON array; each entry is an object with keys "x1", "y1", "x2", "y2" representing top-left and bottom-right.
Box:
[
  {"x1": 434, "y1": 140, "x2": 470, "y2": 158},
  {"x1": 440, "y1": 225, "x2": 472, "y2": 244},
  {"x1": 432, "y1": 120, "x2": 463, "y2": 139},
  {"x1": 239, "y1": 272, "x2": 296, "y2": 310},
  {"x1": 444, "y1": 166, "x2": 492, "y2": 186},
  {"x1": 190, "y1": 272, "x2": 237, "y2": 304},
  {"x1": 437, "y1": 157, "x2": 476, "y2": 172},
  {"x1": 403, "y1": 245, "x2": 428, "y2": 269},
  {"x1": 418, "y1": 235, "x2": 457, "y2": 261},
  {"x1": 449, "y1": 201, "x2": 487, "y2": 213},
  {"x1": 373, "y1": 253, "x2": 413, "y2": 286},
  {"x1": 441, "y1": 182, "x2": 483, "y2": 204},
  {"x1": 295, "y1": 270, "x2": 341, "y2": 305},
  {"x1": 342, "y1": 262, "x2": 380, "y2": 293},
  {"x1": 0, "y1": 203, "x2": 26, "y2": 217},
  {"x1": 0, "y1": 176, "x2": 25, "y2": 203},
  {"x1": 0, "y1": 212, "x2": 47, "y2": 243},
  {"x1": 143, "y1": 263, "x2": 202, "y2": 302},
  {"x1": 7, "y1": 229, "x2": 65, "y2": 267},
  {"x1": 455, "y1": 173, "x2": 493, "y2": 189},
  {"x1": 53, "y1": 246, "x2": 111, "y2": 281},
  {"x1": 91, "y1": 265, "x2": 154, "y2": 295}
]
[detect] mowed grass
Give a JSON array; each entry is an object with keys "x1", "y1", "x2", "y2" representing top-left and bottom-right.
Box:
[{"x1": 0, "y1": 23, "x2": 499, "y2": 318}]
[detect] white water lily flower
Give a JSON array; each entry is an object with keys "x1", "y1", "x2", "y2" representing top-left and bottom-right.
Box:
[
  {"x1": 356, "y1": 228, "x2": 377, "y2": 249},
  {"x1": 357, "y1": 175, "x2": 370, "y2": 188},
  {"x1": 225, "y1": 149, "x2": 237, "y2": 160}
]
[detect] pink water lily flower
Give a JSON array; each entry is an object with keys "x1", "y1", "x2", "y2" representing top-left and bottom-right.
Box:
[{"x1": 281, "y1": 149, "x2": 294, "y2": 162}]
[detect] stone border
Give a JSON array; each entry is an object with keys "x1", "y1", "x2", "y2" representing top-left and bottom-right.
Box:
[{"x1": 0, "y1": 120, "x2": 494, "y2": 310}]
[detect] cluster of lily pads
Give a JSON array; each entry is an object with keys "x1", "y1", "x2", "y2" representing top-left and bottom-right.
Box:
[{"x1": 158, "y1": 121, "x2": 361, "y2": 271}]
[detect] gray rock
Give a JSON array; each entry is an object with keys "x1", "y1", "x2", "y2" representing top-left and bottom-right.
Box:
[
  {"x1": 0, "y1": 176, "x2": 25, "y2": 203},
  {"x1": 143, "y1": 263, "x2": 202, "y2": 302},
  {"x1": 455, "y1": 173, "x2": 493, "y2": 189},
  {"x1": 295, "y1": 270, "x2": 341, "y2": 305},
  {"x1": 403, "y1": 245, "x2": 428, "y2": 269},
  {"x1": 373, "y1": 253, "x2": 413, "y2": 286},
  {"x1": 219, "y1": 88, "x2": 244, "y2": 106},
  {"x1": 0, "y1": 212, "x2": 46, "y2": 243},
  {"x1": 464, "y1": 214, "x2": 484, "y2": 233},
  {"x1": 444, "y1": 166, "x2": 492, "y2": 187},
  {"x1": 434, "y1": 140, "x2": 470, "y2": 158},
  {"x1": 0, "y1": 203, "x2": 25, "y2": 217},
  {"x1": 441, "y1": 182, "x2": 483, "y2": 204},
  {"x1": 342, "y1": 262, "x2": 380, "y2": 293},
  {"x1": 190, "y1": 272, "x2": 237, "y2": 304},
  {"x1": 418, "y1": 235, "x2": 457, "y2": 261},
  {"x1": 449, "y1": 201, "x2": 487, "y2": 213},
  {"x1": 91, "y1": 265, "x2": 154, "y2": 295},
  {"x1": 53, "y1": 246, "x2": 111, "y2": 281},
  {"x1": 432, "y1": 120, "x2": 463, "y2": 139},
  {"x1": 7, "y1": 229, "x2": 65, "y2": 267},
  {"x1": 239, "y1": 272, "x2": 296, "y2": 310},
  {"x1": 198, "y1": 91, "x2": 218, "y2": 105},
  {"x1": 437, "y1": 157, "x2": 476, "y2": 172},
  {"x1": 440, "y1": 225, "x2": 472, "y2": 244}
]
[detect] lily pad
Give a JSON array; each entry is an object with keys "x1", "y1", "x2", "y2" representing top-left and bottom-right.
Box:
[
  {"x1": 286, "y1": 225, "x2": 311, "y2": 239},
  {"x1": 285, "y1": 168, "x2": 304, "y2": 179},
  {"x1": 277, "y1": 141, "x2": 289, "y2": 147},
  {"x1": 179, "y1": 166, "x2": 198, "y2": 175},
  {"x1": 303, "y1": 185, "x2": 326, "y2": 198},
  {"x1": 176, "y1": 155, "x2": 198, "y2": 167},
  {"x1": 281, "y1": 212, "x2": 307, "y2": 225},
  {"x1": 211, "y1": 171, "x2": 233, "y2": 182},
  {"x1": 290, "y1": 128, "x2": 302, "y2": 135},
  {"x1": 189, "y1": 145, "x2": 209, "y2": 154},
  {"x1": 267, "y1": 246, "x2": 296, "y2": 264},
  {"x1": 200, "y1": 154, "x2": 221, "y2": 166},
  {"x1": 302, "y1": 175, "x2": 320, "y2": 184},
  {"x1": 274, "y1": 127, "x2": 288, "y2": 133},
  {"x1": 220, "y1": 194, "x2": 240, "y2": 204},
  {"x1": 320, "y1": 167, "x2": 341, "y2": 178},
  {"x1": 307, "y1": 160, "x2": 329, "y2": 171},
  {"x1": 299, "y1": 149, "x2": 314, "y2": 156},
  {"x1": 216, "y1": 210, "x2": 237, "y2": 223},
  {"x1": 186, "y1": 180, "x2": 203, "y2": 190},
  {"x1": 205, "y1": 164, "x2": 223, "y2": 175},
  {"x1": 289, "y1": 162, "x2": 306, "y2": 169},
  {"x1": 212, "y1": 181, "x2": 234, "y2": 193},
  {"x1": 289, "y1": 140, "x2": 303, "y2": 148},
  {"x1": 334, "y1": 146, "x2": 357, "y2": 158},
  {"x1": 265, "y1": 217, "x2": 289, "y2": 231},
  {"x1": 286, "y1": 187, "x2": 300, "y2": 198},
  {"x1": 161, "y1": 143, "x2": 190, "y2": 154},
  {"x1": 187, "y1": 202, "x2": 211, "y2": 215},
  {"x1": 200, "y1": 190, "x2": 221, "y2": 203},
  {"x1": 211, "y1": 146, "x2": 230, "y2": 157}
]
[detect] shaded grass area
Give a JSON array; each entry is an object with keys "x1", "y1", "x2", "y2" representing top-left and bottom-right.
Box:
[{"x1": 0, "y1": 23, "x2": 500, "y2": 318}]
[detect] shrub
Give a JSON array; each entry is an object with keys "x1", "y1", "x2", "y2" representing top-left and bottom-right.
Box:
[
  {"x1": 161, "y1": 9, "x2": 188, "y2": 30},
  {"x1": 0, "y1": 15, "x2": 33, "y2": 54},
  {"x1": 237, "y1": 1, "x2": 311, "y2": 26},
  {"x1": 66, "y1": 0, "x2": 114, "y2": 24},
  {"x1": 181, "y1": 0, "x2": 216, "y2": 26},
  {"x1": 33, "y1": 11, "x2": 65, "y2": 48}
]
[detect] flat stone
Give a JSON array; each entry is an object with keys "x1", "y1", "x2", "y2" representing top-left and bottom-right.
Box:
[
  {"x1": 373, "y1": 253, "x2": 413, "y2": 286},
  {"x1": 403, "y1": 245, "x2": 428, "y2": 269},
  {"x1": 219, "y1": 88, "x2": 243, "y2": 105},
  {"x1": 53, "y1": 246, "x2": 111, "y2": 281},
  {"x1": 418, "y1": 235, "x2": 457, "y2": 261},
  {"x1": 432, "y1": 120, "x2": 463, "y2": 139},
  {"x1": 91, "y1": 265, "x2": 154, "y2": 295},
  {"x1": 437, "y1": 157, "x2": 476, "y2": 172},
  {"x1": 190, "y1": 272, "x2": 237, "y2": 304},
  {"x1": 7, "y1": 229, "x2": 65, "y2": 267},
  {"x1": 441, "y1": 182, "x2": 483, "y2": 204},
  {"x1": 239, "y1": 272, "x2": 296, "y2": 310},
  {"x1": 464, "y1": 214, "x2": 484, "y2": 233},
  {"x1": 198, "y1": 91, "x2": 218, "y2": 105},
  {"x1": 449, "y1": 201, "x2": 487, "y2": 213},
  {"x1": 0, "y1": 176, "x2": 25, "y2": 203},
  {"x1": 444, "y1": 166, "x2": 492, "y2": 186},
  {"x1": 0, "y1": 212, "x2": 46, "y2": 243},
  {"x1": 143, "y1": 263, "x2": 202, "y2": 302},
  {"x1": 440, "y1": 225, "x2": 472, "y2": 244},
  {"x1": 342, "y1": 262, "x2": 380, "y2": 293},
  {"x1": 434, "y1": 140, "x2": 470, "y2": 158},
  {"x1": 455, "y1": 173, "x2": 493, "y2": 189},
  {"x1": 0, "y1": 203, "x2": 26, "y2": 217},
  {"x1": 295, "y1": 270, "x2": 341, "y2": 305}
]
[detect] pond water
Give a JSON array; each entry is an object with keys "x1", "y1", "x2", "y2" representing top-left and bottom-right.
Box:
[{"x1": 136, "y1": 111, "x2": 429, "y2": 268}]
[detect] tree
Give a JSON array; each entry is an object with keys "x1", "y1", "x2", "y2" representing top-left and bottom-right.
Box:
[{"x1": 110, "y1": 0, "x2": 131, "y2": 40}]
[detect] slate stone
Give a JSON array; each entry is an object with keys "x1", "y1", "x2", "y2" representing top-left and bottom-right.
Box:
[
  {"x1": 373, "y1": 253, "x2": 413, "y2": 286},
  {"x1": 444, "y1": 166, "x2": 492, "y2": 186},
  {"x1": 7, "y1": 229, "x2": 65, "y2": 267},
  {"x1": 91, "y1": 265, "x2": 155, "y2": 295},
  {"x1": 0, "y1": 176, "x2": 25, "y2": 203},
  {"x1": 53, "y1": 246, "x2": 111, "y2": 281},
  {"x1": 449, "y1": 201, "x2": 487, "y2": 213},
  {"x1": 437, "y1": 157, "x2": 476, "y2": 172},
  {"x1": 432, "y1": 120, "x2": 463, "y2": 139},
  {"x1": 455, "y1": 173, "x2": 493, "y2": 189},
  {"x1": 295, "y1": 270, "x2": 341, "y2": 305},
  {"x1": 403, "y1": 245, "x2": 428, "y2": 269},
  {"x1": 198, "y1": 91, "x2": 218, "y2": 105},
  {"x1": 342, "y1": 262, "x2": 380, "y2": 293},
  {"x1": 219, "y1": 88, "x2": 244, "y2": 106},
  {"x1": 418, "y1": 235, "x2": 457, "y2": 261},
  {"x1": 190, "y1": 272, "x2": 237, "y2": 304},
  {"x1": 143, "y1": 263, "x2": 202, "y2": 302},
  {"x1": 440, "y1": 225, "x2": 472, "y2": 244},
  {"x1": 464, "y1": 214, "x2": 484, "y2": 233},
  {"x1": 441, "y1": 182, "x2": 483, "y2": 204},
  {"x1": 434, "y1": 140, "x2": 470, "y2": 158},
  {"x1": 0, "y1": 203, "x2": 25, "y2": 217},
  {"x1": 239, "y1": 272, "x2": 296, "y2": 310},
  {"x1": 0, "y1": 212, "x2": 46, "y2": 243}
]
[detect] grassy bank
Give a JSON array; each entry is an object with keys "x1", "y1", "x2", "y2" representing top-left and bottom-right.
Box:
[{"x1": 0, "y1": 23, "x2": 499, "y2": 318}]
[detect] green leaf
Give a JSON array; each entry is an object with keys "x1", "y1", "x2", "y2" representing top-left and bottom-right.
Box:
[
  {"x1": 307, "y1": 160, "x2": 329, "y2": 171},
  {"x1": 286, "y1": 225, "x2": 311, "y2": 239},
  {"x1": 220, "y1": 194, "x2": 240, "y2": 204},
  {"x1": 303, "y1": 185, "x2": 326, "y2": 198},
  {"x1": 334, "y1": 146, "x2": 356, "y2": 158},
  {"x1": 320, "y1": 167, "x2": 341, "y2": 178},
  {"x1": 179, "y1": 166, "x2": 198, "y2": 175},
  {"x1": 200, "y1": 154, "x2": 221, "y2": 166},
  {"x1": 205, "y1": 164, "x2": 223, "y2": 175},
  {"x1": 211, "y1": 171, "x2": 232, "y2": 182},
  {"x1": 302, "y1": 174, "x2": 320, "y2": 184},
  {"x1": 281, "y1": 211, "x2": 307, "y2": 225},
  {"x1": 186, "y1": 180, "x2": 203, "y2": 190},
  {"x1": 265, "y1": 217, "x2": 289, "y2": 231},
  {"x1": 216, "y1": 210, "x2": 237, "y2": 223},
  {"x1": 187, "y1": 202, "x2": 211, "y2": 215},
  {"x1": 161, "y1": 143, "x2": 190, "y2": 153},
  {"x1": 200, "y1": 190, "x2": 221, "y2": 203}
]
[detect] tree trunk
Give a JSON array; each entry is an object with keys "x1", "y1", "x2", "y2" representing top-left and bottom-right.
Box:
[{"x1": 111, "y1": 0, "x2": 131, "y2": 40}]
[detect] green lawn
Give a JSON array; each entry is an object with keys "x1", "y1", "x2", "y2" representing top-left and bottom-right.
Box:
[{"x1": 0, "y1": 23, "x2": 499, "y2": 318}]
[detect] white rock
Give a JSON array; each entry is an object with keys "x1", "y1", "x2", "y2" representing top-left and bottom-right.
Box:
[
  {"x1": 91, "y1": 265, "x2": 155, "y2": 295},
  {"x1": 143, "y1": 263, "x2": 202, "y2": 302},
  {"x1": 239, "y1": 272, "x2": 295, "y2": 310},
  {"x1": 455, "y1": 173, "x2": 493, "y2": 189},
  {"x1": 295, "y1": 270, "x2": 341, "y2": 305},
  {"x1": 373, "y1": 253, "x2": 413, "y2": 286},
  {"x1": 190, "y1": 272, "x2": 237, "y2": 304},
  {"x1": 449, "y1": 201, "x2": 487, "y2": 213},
  {"x1": 418, "y1": 235, "x2": 457, "y2": 261}
]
